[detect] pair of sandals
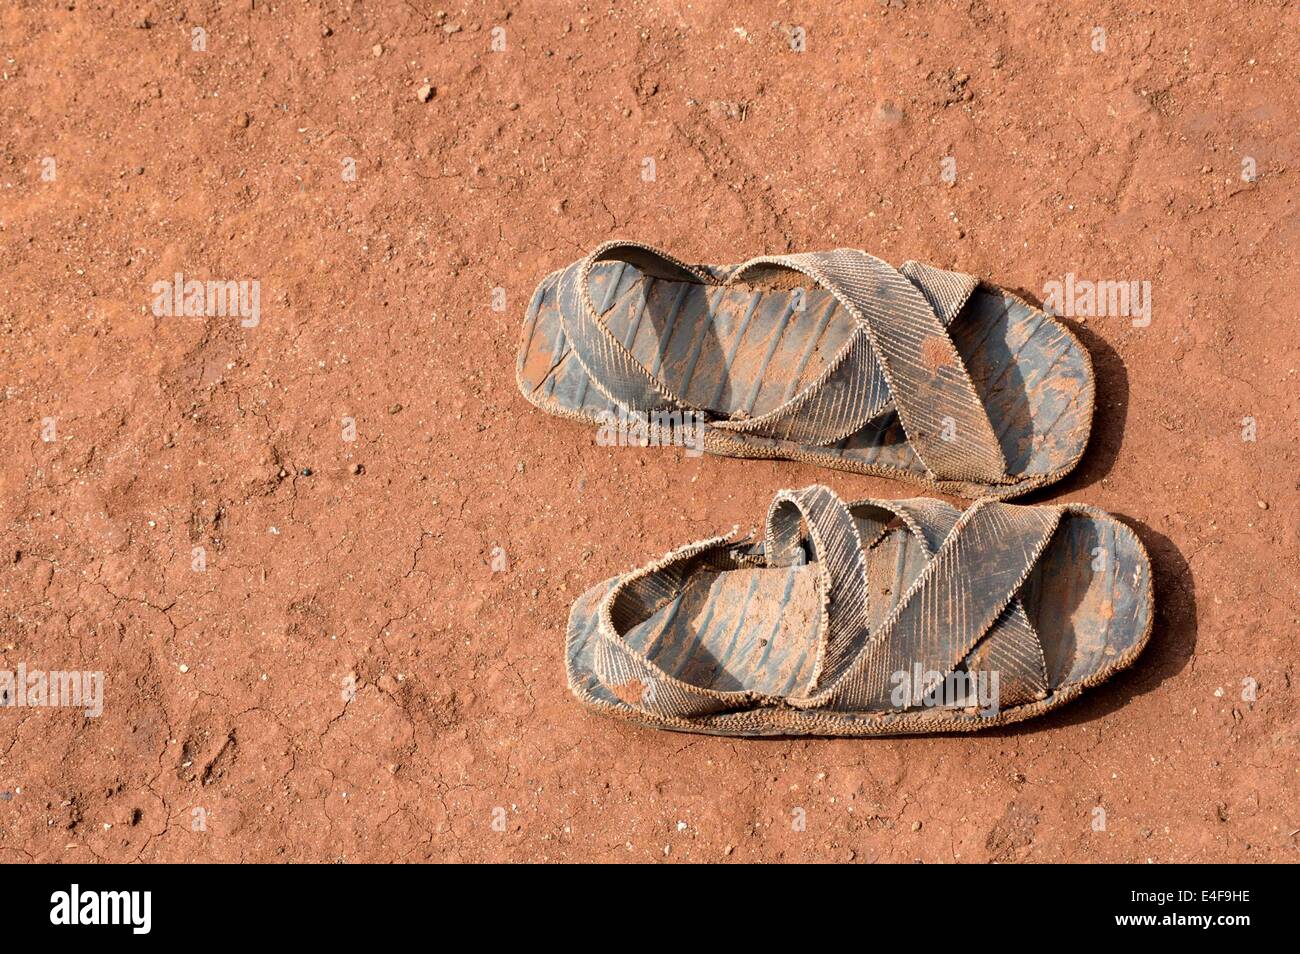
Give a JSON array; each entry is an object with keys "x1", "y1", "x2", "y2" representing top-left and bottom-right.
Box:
[{"x1": 516, "y1": 241, "x2": 1154, "y2": 737}]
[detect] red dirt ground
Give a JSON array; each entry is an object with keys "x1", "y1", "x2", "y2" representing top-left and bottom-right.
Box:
[{"x1": 1, "y1": 1, "x2": 1296, "y2": 863}]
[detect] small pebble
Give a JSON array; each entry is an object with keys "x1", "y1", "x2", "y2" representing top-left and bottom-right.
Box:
[
  {"x1": 373, "y1": 44, "x2": 383, "y2": 56},
  {"x1": 417, "y1": 84, "x2": 435, "y2": 102},
  {"x1": 351, "y1": 463, "x2": 365, "y2": 475},
  {"x1": 1257, "y1": 500, "x2": 1268, "y2": 510},
  {"x1": 300, "y1": 467, "x2": 312, "y2": 477}
]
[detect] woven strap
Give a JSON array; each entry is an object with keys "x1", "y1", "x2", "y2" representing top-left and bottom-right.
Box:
[
  {"x1": 593, "y1": 534, "x2": 767, "y2": 719},
  {"x1": 763, "y1": 485, "x2": 869, "y2": 693},
  {"x1": 556, "y1": 241, "x2": 719, "y2": 414},
  {"x1": 593, "y1": 486, "x2": 873, "y2": 720},
  {"x1": 714, "y1": 250, "x2": 1006, "y2": 483},
  {"x1": 899, "y1": 260, "x2": 980, "y2": 326},
  {"x1": 880, "y1": 499, "x2": 1050, "y2": 708},
  {"x1": 810, "y1": 499, "x2": 1061, "y2": 711},
  {"x1": 961, "y1": 601, "x2": 1051, "y2": 708}
]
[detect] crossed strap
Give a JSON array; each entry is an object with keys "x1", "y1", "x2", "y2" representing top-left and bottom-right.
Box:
[
  {"x1": 592, "y1": 486, "x2": 1062, "y2": 721},
  {"x1": 557, "y1": 241, "x2": 1008, "y2": 484}
]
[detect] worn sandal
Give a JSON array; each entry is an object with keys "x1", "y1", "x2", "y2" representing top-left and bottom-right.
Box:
[
  {"x1": 565, "y1": 485, "x2": 1152, "y2": 737},
  {"x1": 517, "y1": 241, "x2": 1094, "y2": 499}
]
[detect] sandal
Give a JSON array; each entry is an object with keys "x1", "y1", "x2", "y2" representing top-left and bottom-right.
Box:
[
  {"x1": 565, "y1": 484, "x2": 1152, "y2": 736},
  {"x1": 517, "y1": 241, "x2": 1094, "y2": 499}
]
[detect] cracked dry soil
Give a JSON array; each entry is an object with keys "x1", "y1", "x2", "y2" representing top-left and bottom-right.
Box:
[{"x1": 0, "y1": 2, "x2": 1296, "y2": 862}]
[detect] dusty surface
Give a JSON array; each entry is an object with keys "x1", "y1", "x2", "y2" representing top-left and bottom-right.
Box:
[{"x1": 1, "y1": 1, "x2": 1296, "y2": 862}]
